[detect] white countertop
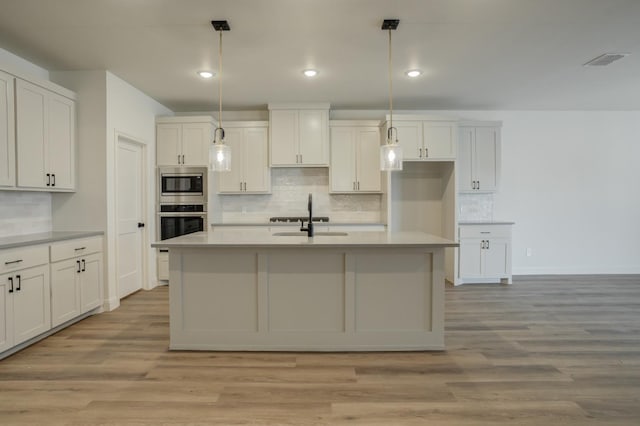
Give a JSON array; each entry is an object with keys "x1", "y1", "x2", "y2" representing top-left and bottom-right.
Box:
[
  {"x1": 458, "y1": 221, "x2": 515, "y2": 225},
  {"x1": 0, "y1": 231, "x2": 104, "y2": 250},
  {"x1": 211, "y1": 222, "x2": 386, "y2": 227},
  {"x1": 152, "y1": 229, "x2": 458, "y2": 249}
]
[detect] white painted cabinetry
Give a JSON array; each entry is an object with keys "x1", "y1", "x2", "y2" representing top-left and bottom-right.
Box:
[
  {"x1": 384, "y1": 117, "x2": 457, "y2": 161},
  {"x1": 458, "y1": 224, "x2": 512, "y2": 284},
  {"x1": 0, "y1": 245, "x2": 51, "y2": 352},
  {"x1": 0, "y1": 70, "x2": 15, "y2": 188},
  {"x1": 458, "y1": 123, "x2": 501, "y2": 192},
  {"x1": 329, "y1": 121, "x2": 381, "y2": 193},
  {"x1": 156, "y1": 116, "x2": 214, "y2": 166},
  {"x1": 269, "y1": 104, "x2": 329, "y2": 166},
  {"x1": 50, "y1": 237, "x2": 103, "y2": 327},
  {"x1": 217, "y1": 122, "x2": 270, "y2": 193},
  {"x1": 15, "y1": 78, "x2": 75, "y2": 191}
]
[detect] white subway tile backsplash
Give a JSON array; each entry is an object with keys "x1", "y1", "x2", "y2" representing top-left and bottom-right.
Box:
[
  {"x1": 219, "y1": 168, "x2": 382, "y2": 223},
  {"x1": 0, "y1": 192, "x2": 52, "y2": 238}
]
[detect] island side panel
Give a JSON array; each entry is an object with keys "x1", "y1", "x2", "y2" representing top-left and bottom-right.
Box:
[{"x1": 168, "y1": 246, "x2": 445, "y2": 351}]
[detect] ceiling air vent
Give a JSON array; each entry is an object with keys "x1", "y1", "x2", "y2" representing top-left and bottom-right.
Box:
[{"x1": 583, "y1": 53, "x2": 630, "y2": 67}]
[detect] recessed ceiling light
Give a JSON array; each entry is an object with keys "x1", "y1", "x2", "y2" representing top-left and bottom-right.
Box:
[
  {"x1": 405, "y1": 69, "x2": 422, "y2": 78},
  {"x1": 197, "y1": 70, "x2": 215, "y2": 79},
  {"x1": 303, "y1": 69, "x2": 318, "y2": 77}
]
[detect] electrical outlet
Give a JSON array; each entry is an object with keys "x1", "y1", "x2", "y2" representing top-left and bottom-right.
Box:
[{"x1": 526, "y1": 248, "x2": 532, "y2": 257}]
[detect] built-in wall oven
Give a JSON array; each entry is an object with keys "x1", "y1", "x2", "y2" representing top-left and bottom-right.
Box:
[
  {"x1": 157, "y1": 167, "x2": 208, "y2": 241},
  {"x1": 157, "y1": 204, "x2": 207, "y2": 240}
]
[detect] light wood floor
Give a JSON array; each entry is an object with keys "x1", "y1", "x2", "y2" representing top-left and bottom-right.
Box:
[{"x1": 1, "y1": 275, "x2": 639, "y2": 425}]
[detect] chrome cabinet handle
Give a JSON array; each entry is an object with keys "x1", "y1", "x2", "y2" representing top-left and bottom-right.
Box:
[
  {"x1": 240, "y1": 182, "x2": 243, "y2": 191},
  {"x1": 8, "y1": 277, "x2": 13, "y2": 293},
  {"x1": 46, "y1": 173, "x2": 51, "y2": 186},
  {"x1": 52, "y1": 174, "x2": 56, "y2": 187},
  {"x1": 477, "y1": 180, "x2": 480, "y2": 190},
  {"x1": 486, "y1": 240, "x2": 490, "y2": 249},
  {"x1": 425, "y1": 148, "x2": 428, "y2": 158},
  {"x1": 178, "y1": 155, "x2": 181, "y2": 164},
  {"x1": 4, "y1": 259, "x2": 23, "y2": 265},
  {"x1": 419, "y1": 148, "x2": 422, "y2": 158},
  {"x1": 16, "y1": 275, "x2": 21, "y2": 291},
  {"x1": 77, "y1": 260, "x2": 81, "y2": 273},
  {"x1": 82, "y1": 259, "x2": 86, "y2": 272},
  {"x1": 357, "y1": 181, "x2": 360, "y2": 190},
  {"x1": 74, "y1": 246, "x2": 86, "y2": 251},
  {"x1": 182, "y1": 154, "x2": 185, "y2": 164}
]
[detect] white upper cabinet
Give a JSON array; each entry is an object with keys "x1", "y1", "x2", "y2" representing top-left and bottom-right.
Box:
[
  {"x1": 269, "y1": 104, "x2": 329, "y2": 167},
  {"x1": 217, "y1": 122, "x2": 270, "y2": 194},
  {"x1": 385, "y1": 117, "x2": 457, "y2": 161},
  {"x1": 15, "y1": 78, "x2": 75, "y2": 191},
  {"x1": 0, "y1": 70, "x2": 15, "y2": 188},
  {"x1": 156, "y1": 116, "x2": 214, "y2": 166},
  {"x1": 458, "y1": 123, "x2": 501, "y2": 192},
  {"x1": 330, "y1": 121, "x2": 381, "y2": 193}
]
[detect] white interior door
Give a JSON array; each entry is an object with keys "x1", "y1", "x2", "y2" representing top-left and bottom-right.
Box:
[{"x1": 117, "y1": 137, "x2": 145, "y2": 299}]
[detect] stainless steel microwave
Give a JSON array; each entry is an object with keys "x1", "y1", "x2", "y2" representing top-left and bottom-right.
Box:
[{"x1": 157, "y1": 167, "x2": 207, "y2": 204}]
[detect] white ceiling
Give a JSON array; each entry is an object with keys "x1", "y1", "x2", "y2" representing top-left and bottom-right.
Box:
[{"x1": 1, "y1": 0, "x2": 639, "y2": 112}]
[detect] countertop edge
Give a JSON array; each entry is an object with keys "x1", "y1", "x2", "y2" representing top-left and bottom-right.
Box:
[
  {"x1": 458, "y1": 221, "x2": 515, "y2": 225},
  {"x1": 0, "y1": 231, "x2": 105, "y2": 250}
]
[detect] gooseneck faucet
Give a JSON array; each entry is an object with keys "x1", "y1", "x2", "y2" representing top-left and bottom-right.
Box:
[{"x1": 300, "y1": 193, "x2": 314, "y2": 237}]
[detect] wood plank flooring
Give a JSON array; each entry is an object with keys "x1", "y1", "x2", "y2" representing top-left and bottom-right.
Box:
[{"x1": 1, "y1": 275, "x2": 639, "y2": 425}]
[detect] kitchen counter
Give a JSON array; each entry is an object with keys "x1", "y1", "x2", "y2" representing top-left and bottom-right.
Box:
[
  {"x1": 210, "y1": 222, "x2": 387, "y2": 228},
  {"x1": 0, "y1": 231, "x2": 104, "y2": 250},
  {"x1": 152, "y1": 229, "x2": 456, "y2": 249},
  {"x1": 155, "y1": 229, "x2": 455, "y2": 352},
  {"x1": 459, "y1": 221, "x2": 515, "y2": 225}
]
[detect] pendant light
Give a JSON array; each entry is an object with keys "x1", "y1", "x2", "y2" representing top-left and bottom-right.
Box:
[
  {"x1": 209, "y1": 20, "x2": 232, "y2": 172},
  {"x1": 380, "y1": 19, "x2": 403, "y2": 171}
]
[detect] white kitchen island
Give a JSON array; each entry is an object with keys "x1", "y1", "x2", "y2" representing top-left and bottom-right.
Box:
[{"x1": 152, "y1": 229, "x2": 457, "y2": 351}]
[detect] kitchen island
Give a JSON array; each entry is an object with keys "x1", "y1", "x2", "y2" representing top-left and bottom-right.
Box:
[{"x1": 152, "y1": 229, "x2": 457, "y2": 351}]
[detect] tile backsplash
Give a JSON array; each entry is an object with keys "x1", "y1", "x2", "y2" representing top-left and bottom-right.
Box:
[
  {"x1": 458, "y1": 193, "x2": 494, "y2": 222},
  {"x1": 0, "y1": 192, "x2": 52, "y2": 238},
  {"x1": 218, "y1": 168, "x2": 382, "y2": 223}
]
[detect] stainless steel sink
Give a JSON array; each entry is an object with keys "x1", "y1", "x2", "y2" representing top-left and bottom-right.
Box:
[{"x1": 272, "y1": 231, "x2": 348, "y2": 237}]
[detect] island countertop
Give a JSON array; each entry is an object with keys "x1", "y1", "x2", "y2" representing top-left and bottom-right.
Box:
[{"x1": 152, "y1": 229, "x2": 458, "y2": 249}]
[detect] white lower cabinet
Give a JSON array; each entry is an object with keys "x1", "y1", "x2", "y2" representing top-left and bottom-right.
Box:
[
  {"x1": 458, "y1": 224, "x2": 512, "y2": 284},
  {"x1": 0, "y1": 244, "x2": 51, "y2": 352},
  {"x1": 50, "y1": 237, "x2": 103, "y2": 327},
  {"x1": 157, "y1": 249, "x2": 169, "y2": 281}
]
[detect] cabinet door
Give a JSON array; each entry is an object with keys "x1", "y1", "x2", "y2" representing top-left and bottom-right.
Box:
[
  {"x1": 330, "y1": 128, "x2": 356, "y2": 192},
  {"x1": 459, "y1": 239, "x2": 483, "y2": 278},
  {"x1": 423, "y1": 122, "x2": 455, "y2": 159},
  {"x1": 356, "y1": 127, "x2": 381, "y2": 192},
  {"x1": 0, "y1": 273, "x2": 14, "y2": 352},
  {"x1": 243, "y1": 127, "x2": 270, "y2": 192},
  {"x1": 16, "y1": 79, "x2": 47, "y2": 189},
  {"x1": 217, "y1": 127, "x2": 244, "y2": 193},
  {"x1": 181, "y1": 123, "x2": 211, "y2": 166},
  {"x1": 0, "y1": 71, "x2": 15, "y2": 188},
  {"x1": 156, "y1": 123, "x2": 182, "y2": 166},
  {"x1": 298, "y1": 110, "x2": 328, "y2": 165},
  {"x1": 12, "y1": 265, "x2": 50, "y2": 346},
  {"x1": 50, "y1": 259, "x2": 81, "y2": 327},
  {"x1": 80, "y1": 253, "x2": 103, "y2": 313},
  {"x1": 393, "y1": 121, "x2": 421, "y2": 160},
  {"x1": 47, "y1": 93, "x2": 75, "y2": 190},
  {"x1": 474, "y1": 127, "x2": 498, "y2": 192},
  {"x1": 482, "y1": 239, "x2": 509, "y2": 277},
  {"x1": 270, "y1": 110, "x2": 298, "y2": 166},
  {"x1": 457, "y1": 127, "x2": 474, "y2": 192}
]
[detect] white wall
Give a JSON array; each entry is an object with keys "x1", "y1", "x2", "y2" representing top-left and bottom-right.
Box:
[
  {"x1": 0, "y1": 48, "x2": 49, "y2": 80},
  {"x1": 105, "y1": 72, "x2": 172, "y2": 308},
  {"x1": 332, "y1": 109, "x2": 640, "y2": 275}
]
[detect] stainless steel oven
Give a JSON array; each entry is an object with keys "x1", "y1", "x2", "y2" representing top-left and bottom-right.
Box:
[
  {"x1": 158, "y1": 167, "x2": 207, "y2": 204},
  {"x1": 157, "y1": 204, "x2": 207, "y2": 240}
]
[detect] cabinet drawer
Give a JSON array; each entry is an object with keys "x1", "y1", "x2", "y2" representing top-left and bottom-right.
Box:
[
  {"x1": 0, "y1": 245, "x2": 49, "y2": 274},
  {"x1": 459, "y1": 225, "x2": 511, "y2": 239},
  {"x1": 50, "y1": 237, "x2": 103, "y2": 262}
]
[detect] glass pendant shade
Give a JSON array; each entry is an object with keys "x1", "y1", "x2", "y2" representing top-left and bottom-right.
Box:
[
  {"x1": 209, "y1": 142, "x2": 231, "y2": 171},
  {"x1": 380, "y1": 143, "x2": 403, "y2": 171}
]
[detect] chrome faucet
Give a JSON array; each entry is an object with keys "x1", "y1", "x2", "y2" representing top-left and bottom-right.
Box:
[{"x1": 299, "y1": 193, "x2": 314, "y2": 237}]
